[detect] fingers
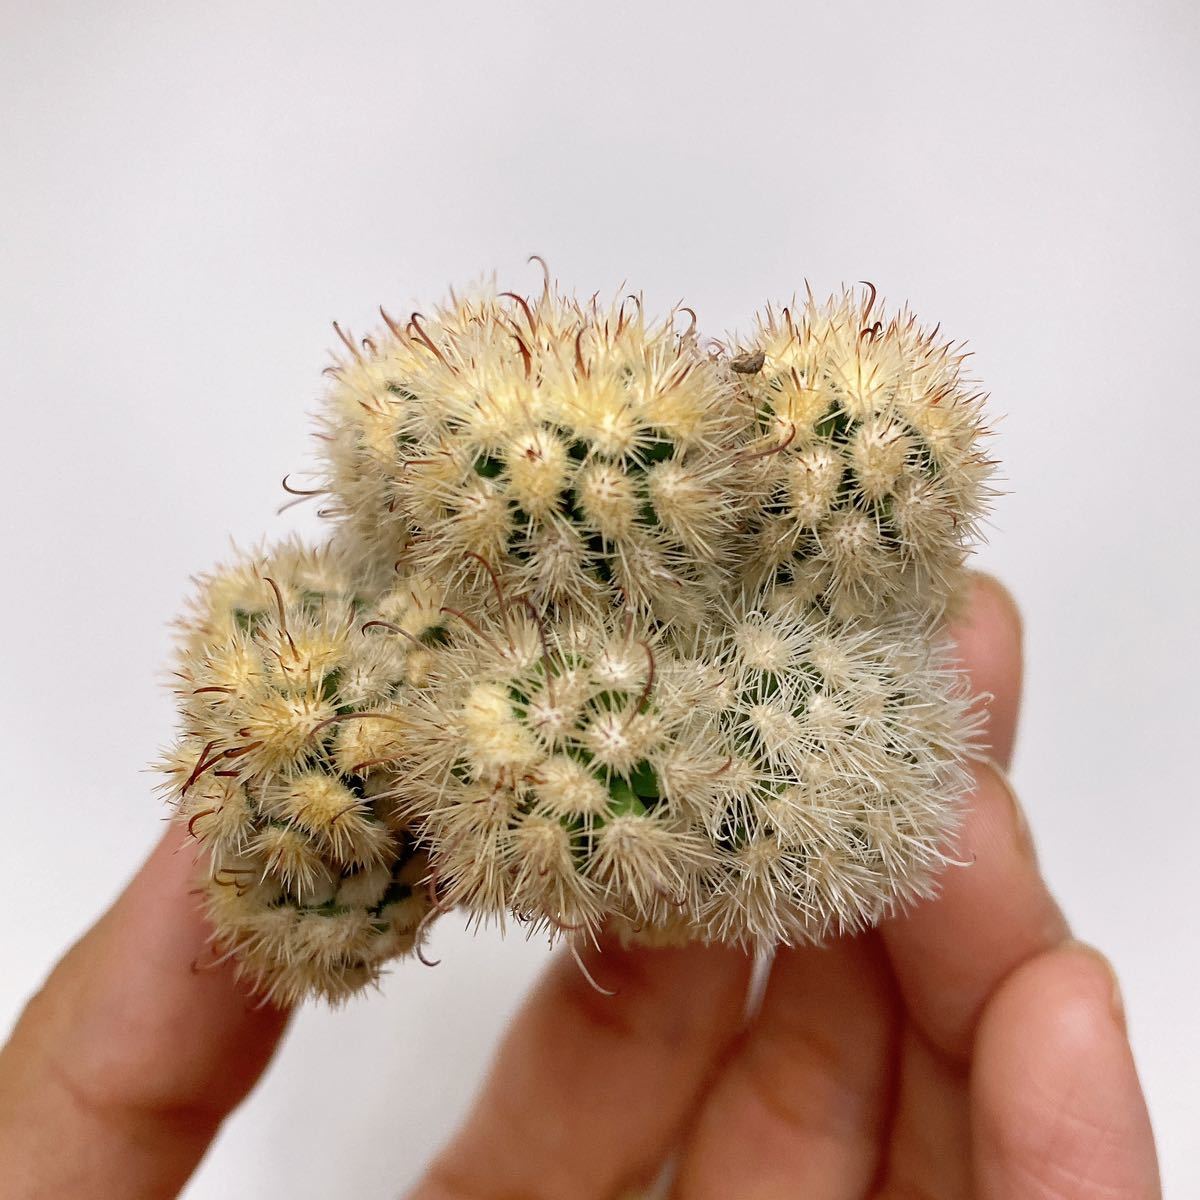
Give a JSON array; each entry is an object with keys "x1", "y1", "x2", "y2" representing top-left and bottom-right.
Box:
[
  {"x1": 665, "y1": 572, "x2": 1030, "y2": 1198},
  {"x1": 0, "y1": 828, "x2": 289, "y2": 1200},
  {"x1": 881, "y1": 760, "x2": 1069, "y2": 1062},
  {"x1": 409, "y1": 938, "x2": 752, "y2": 1200},
  {"x1": 881, "y1": 573, "x2": 1057, "y2": 1062},
  {"x1": 876, "y1": 1025, "x2": 973, "y2": 1199},
  {"x1": 670, "y1": 935, "x2": 898, "y2": 1200},
  {"x1": 948, "y1": 571, "x2": 1024, "y2": 770},
  {"x1": 972, "y1": 942, "x2": 1161, "y2": 1199},
  {"x1": 413, "y1": 572, "x2": 1034, "y2": 1198}
]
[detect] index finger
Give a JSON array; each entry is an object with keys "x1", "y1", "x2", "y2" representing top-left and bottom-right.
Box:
[
  {"x1": 881, "y1": 573, "x2": 1071, "y2": 1061},
  {"x1": 950, "y1": 570, "x2": 1024, "y2": 770},
  {"x1": 0, "y1": 828, "x2": 290, "y2": 1199}
]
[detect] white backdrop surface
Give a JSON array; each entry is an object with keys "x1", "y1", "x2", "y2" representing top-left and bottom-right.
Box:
[{"x1": 2, "y1": 1, "x2": 1196, "y2": 1195}]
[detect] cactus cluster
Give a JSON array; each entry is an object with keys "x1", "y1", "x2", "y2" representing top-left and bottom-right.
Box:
[
  {"x1": 160, "y1": 271, "x2": 994, "y2": 1002},
  {"x1": 160, "y1": 541, "x2": 450, "y2": 1002}
]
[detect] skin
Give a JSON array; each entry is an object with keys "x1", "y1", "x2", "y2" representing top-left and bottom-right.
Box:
[{"x1": 0, "y1": 575, "x2": 1162, "y2": 1199}]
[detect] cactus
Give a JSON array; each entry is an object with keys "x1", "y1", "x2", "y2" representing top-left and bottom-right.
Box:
[
  {"x1": 667, "y1": 601, "x2": 978, "y2": 944},
  {"x1": 159, "y1": 541, "x2": 446, "y2": 1003},
  {"x1": 387, "y1": 597, "x2": 976, "y2": 948},
  {"x1": 317, "y1": 283, "x2": 750, "y2": 621},
  {"x1": 391, "y1": 605, "x2": 722, "y2": 936},
  {"x1": 158, "y1": 273, "x2": 995, "y2": 1002},
  {"x1": 721, "y1": 287, "x2": 994, "y2": 619}
]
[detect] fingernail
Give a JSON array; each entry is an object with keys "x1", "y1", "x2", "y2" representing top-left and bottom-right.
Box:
[
  {"x1": 980, "y1": 757, "x2": 1034, "y2": 859},
  {"x1": 1063, "y1": 939, "x2": 1126, "y2": 1032}
]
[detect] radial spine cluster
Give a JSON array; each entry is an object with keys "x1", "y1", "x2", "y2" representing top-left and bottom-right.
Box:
[{"x1": 160, "y1": 271, "x2": 995, "y2": 1002}]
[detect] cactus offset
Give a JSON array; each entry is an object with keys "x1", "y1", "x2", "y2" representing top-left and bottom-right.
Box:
[
  {"x1": 722, "y1": 288, "x2": 994, "y2": 619},
  {"x1": 160, "y1": 542, "x2": 444, "y2": 1003}
]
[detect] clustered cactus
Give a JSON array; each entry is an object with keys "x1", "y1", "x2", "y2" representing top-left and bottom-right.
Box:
[{"x1": 160, "y1": 270, "x2": 993, "y2": 1003}]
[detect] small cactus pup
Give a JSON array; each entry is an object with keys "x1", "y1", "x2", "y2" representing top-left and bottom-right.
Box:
[
  {"x1": 316, "y1": 278, "x2": 753, "y2": 622},
  {"x1": 393, "y1": 588, "x2": 978, "y2": 951},
  {"x1": 721, "y1": 285, "x2": 995, "y2": 621},
  {"x1": 158, "y1": 540, "x2": 448, "y2": 1004}
]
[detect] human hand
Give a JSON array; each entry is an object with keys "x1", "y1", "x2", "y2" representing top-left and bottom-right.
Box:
[{"x1": 0, "y1": 576, "x2": 1161, "y2": 1198}]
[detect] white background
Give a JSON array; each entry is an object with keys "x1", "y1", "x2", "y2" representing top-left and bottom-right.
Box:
[{"x1": 2, "y1": 1, "x2": 1196, "y2": 1195}]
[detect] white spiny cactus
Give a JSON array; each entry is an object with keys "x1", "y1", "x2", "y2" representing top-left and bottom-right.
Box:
[
  {"x1": 316, "y1": 282, "x2": 750, "y2": 621},
  {"x1": 721, "y1": 287, "x2": 994, "y2": 619},
  {"x1": 391, "y1": 605, "x2": 724, "y2": 937},
  {"x1": 159, "y1": 541, "x2": 446, "y2": 1004},
  {"x1": 671, "y1": 601, "x2": 978, "y2": 945},
  {"x1": 159, "y1": 272, "x2": 995, "y2": 1002}
]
